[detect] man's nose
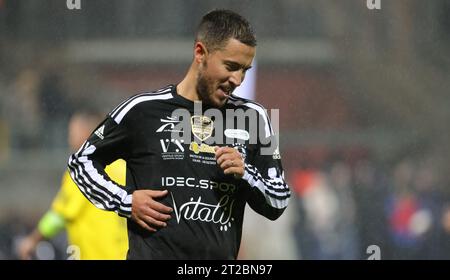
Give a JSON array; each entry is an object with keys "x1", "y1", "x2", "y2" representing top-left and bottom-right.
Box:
[{"x1": 229, "y1": 71, "x2": 243, "y2": 87}]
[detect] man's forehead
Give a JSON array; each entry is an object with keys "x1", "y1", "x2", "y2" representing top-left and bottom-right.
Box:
[{"x1": 216, "y1": 39, "x2": 255, "y2": 60}]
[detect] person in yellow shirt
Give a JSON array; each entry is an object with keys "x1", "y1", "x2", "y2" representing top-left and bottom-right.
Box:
[{"x1": 18, "y1": 110, "x2": 128, "y2": 260}]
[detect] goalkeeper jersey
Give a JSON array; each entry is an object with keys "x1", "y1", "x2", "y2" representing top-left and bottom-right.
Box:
[
  {"x1": 68, "y1": 84, "x2": 290, "y2": 259},
  {"x1": 52, "y1": 160, "x2": 128, "y2": 259}
]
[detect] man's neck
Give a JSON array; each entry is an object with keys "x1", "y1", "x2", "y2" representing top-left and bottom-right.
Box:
[{"x1": 177, "y1": 65, "x2": 200, "y2": 102}]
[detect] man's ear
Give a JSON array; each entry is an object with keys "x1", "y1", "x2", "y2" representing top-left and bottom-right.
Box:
[{"x1": 194, "y1": 42, "x2": 208, "y2": 64}]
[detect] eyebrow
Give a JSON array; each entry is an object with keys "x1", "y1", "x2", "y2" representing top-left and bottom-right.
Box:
[{"x1": 225, "y1": 60, "x2": 252, "y2": 71}]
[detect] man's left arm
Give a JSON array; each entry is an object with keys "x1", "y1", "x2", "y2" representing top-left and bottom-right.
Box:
[{"x1": 241, "y1": 142, "x2": 290, "y2": 220}]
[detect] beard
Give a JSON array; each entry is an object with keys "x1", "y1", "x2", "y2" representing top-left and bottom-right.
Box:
[
  {"x1": 196, "y1": 61, "x2": 230, "y2": 108},
  {"x1": 196, "y1": 70, "x2": 214, "y2": 106}
]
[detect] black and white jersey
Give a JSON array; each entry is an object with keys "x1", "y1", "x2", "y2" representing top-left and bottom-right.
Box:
[{"x1": 68, "y1": 84, "x2": 290, "y2": 259}]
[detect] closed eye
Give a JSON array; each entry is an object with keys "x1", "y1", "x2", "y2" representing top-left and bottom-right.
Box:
[
  {"x1": 225, "y1": 62, "x2": 240, "y2": 71},
  {"x1": 225, "y1": 61, "x2": 252, "y2": 73}
]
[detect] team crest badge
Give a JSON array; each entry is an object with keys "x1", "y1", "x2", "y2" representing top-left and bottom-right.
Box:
[{"x1": 191, "y1": 115, "x2": 213, "y2": 141}]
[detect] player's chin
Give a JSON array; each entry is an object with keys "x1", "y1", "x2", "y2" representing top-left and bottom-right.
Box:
[{"x1": 210, "y1": 95, "x2": 228, "y2": 108}]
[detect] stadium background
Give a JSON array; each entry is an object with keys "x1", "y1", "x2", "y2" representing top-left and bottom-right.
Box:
[{"x1": 1, "y1": 0, "x2": 450, "y2": 259}]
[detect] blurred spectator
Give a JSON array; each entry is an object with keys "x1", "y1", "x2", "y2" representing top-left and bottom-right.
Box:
[
  {"x1": 328, "y1": 161, "x2": 359, "y2": 259},
  {"x1": 292, "y1": 160, "x2": 359, "y2": 259},
  {"x1": 3, "y1": 68, "x2": 42, "y2": 149},
  {"x1": 437, "y1": 203, "x2": 450, "y2": 259},
  {"x1": 353, "y1": 159, "x2": 389, "y2": 259},
  {"x1": 384, "y1": 156, "x2": 445, "y2": 259},
  {"x1": 38, "y1": 71, "x2": 72, "y2": 149}
]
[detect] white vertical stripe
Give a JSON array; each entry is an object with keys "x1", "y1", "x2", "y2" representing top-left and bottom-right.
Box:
[
  {"x1": 69, "y1": 157, "x2": 111, "y2": 210},
  {"x1": 81, "y1": 156, "x2": 132, "y2": 211},
  {"x1": 70, "y1": 142, "x2": 131, "y2": 214},
  {"x1": 243, "y1": 102, "x2": 273, "y2": 138},
  {"x1": 243, "y1": 170, "x2": 289, "y2": 209}
]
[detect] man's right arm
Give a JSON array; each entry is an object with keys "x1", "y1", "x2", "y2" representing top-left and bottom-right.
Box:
[{"x1": 67, "y1": 116, "x2": 133, "y2": 218}]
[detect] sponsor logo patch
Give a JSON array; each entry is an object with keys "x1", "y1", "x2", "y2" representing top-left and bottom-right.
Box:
[
  {"x1": 224, "y1": 129, "x2": 249, "y2": 141},
  {"x1": 94, "y1": 125, "x2": 105, "y2": 139},
  {"x1": 189, "y1": 142, "x2": 215, "y2": 154},
  {"x1": 191, "y1": 115, "x2": 213, "y2": 142}
]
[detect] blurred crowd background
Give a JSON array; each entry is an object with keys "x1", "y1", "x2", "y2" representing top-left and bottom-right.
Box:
[{"x1": 1, "y1": 0, "x2": 450, "y2": 259}]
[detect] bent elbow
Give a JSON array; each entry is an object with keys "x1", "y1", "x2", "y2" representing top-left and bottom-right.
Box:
[{"x1": 266, "y1": 206, "x2": 287, "y2": 221}]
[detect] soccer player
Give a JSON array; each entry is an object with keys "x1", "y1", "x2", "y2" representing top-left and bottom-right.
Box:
[
  {"x1": 18, "y1": 110, "x2": 128, "y2": 260},
  {"x1": 68, "y1": 9, "x2": 290, "y2": 259}
]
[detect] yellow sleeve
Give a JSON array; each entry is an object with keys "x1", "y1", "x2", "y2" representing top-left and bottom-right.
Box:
[{"x1": 51, "y1": 159, "x2": 126, "y2": 221}]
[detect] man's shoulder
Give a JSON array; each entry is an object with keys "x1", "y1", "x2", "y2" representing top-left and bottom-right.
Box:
[
  {"x1": 227, "y1": 94, "x2": 269, "y2": 114},
  {"x1": 109, "y1": 85, "x2": 175, "y2": 124},
  {"x1": 227, "y1": 95, "x2": 275, "y2": 138}
]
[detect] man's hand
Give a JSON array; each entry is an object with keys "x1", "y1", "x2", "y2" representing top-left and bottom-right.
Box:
[
  {"x1": 131, "y1": 190, "x2": 173, "y2": 232},
  {"x1": 17, "y1": 230, "x2": 43, "y2": 260},
  {"x1": 215, "y1": 146, "x2": 245, "y2": 179}
]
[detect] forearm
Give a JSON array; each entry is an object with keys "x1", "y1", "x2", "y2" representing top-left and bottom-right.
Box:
[
  {"x1": 68, "y1": 142, "x2": 132, "y2": 218},
  {"x1": 242, "y1": 163, "x2": 290, "y2": 220},
  {"x1": 18, "y1": 210, "x2": 64, "y2": 260}
]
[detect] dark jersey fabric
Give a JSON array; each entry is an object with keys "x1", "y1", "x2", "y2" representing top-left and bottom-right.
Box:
[{"x1": 68, "y1": 84, "x2": 290, "y2": 259}]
